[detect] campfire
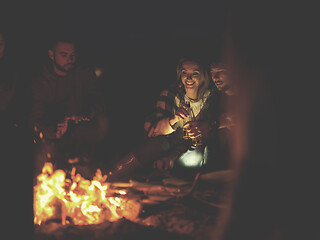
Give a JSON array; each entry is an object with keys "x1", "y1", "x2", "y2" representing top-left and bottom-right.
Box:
[
  {"x1": 33, "y1": 162, "x2": 141, "y2": 225},
  {"x1": 34, "y1": 161, "x2": 231, "y2": 239}
]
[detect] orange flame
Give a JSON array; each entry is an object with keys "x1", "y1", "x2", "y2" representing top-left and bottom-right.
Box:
[{"x1": 34, "y1": 162, "x2": 141, "y2": 225}]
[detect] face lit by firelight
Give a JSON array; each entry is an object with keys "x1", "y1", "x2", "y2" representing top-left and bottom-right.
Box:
[
  {"x1": 181, "y1": 61, "x2": 201, "y2": 98},
  {"x1": 210, "y1": 65, "x2": 229, "y2": 92},
  {"x1": 48, "y1": 41, "x2": 76, "y2": 76}
]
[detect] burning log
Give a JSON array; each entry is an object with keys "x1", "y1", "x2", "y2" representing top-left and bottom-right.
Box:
[
  {"x1": 33, "y1": 162, "x2": 142, "y2": 225},
  {"x1": 34, "y1": 162, "x2": 231, "y2": 239},
  {"x1": 34, "y1": 218, "x2": 192, "y2": 240}
]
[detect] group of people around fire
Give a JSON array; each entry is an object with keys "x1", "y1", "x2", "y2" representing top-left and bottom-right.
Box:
[{"x1": 1, "y1": 29, "x2": 235, "y2": 182}]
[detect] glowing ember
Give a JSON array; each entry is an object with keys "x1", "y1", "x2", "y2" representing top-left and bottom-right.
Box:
[{"x1": 34, "y1": 162, "x2": 141, "y2": 225}]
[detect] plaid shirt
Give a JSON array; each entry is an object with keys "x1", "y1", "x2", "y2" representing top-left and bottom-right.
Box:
[{"x1": 145, "y1": 84, "x2": 219, "y2": 136}]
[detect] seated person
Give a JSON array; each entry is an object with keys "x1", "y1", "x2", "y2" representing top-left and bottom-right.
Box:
[
  {"x1": 30, "y1": 35, "x2": 108, "y2": 178},
  {"x1": 205, "y1": 62, "x2": 236, "y2": 172},
  {"x1": 142, "y1": 57, "x2": 220, "y2": 179},
  {"x1": 106, "y1": 56, "x2": 218, "y2": 181},
  {"x1": 210, "y1": 62, "x2": 235, "y2": 128}
]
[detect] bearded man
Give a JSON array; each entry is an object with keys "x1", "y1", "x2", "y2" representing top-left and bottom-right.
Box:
[{"x1": 30, "y1": 35, "x2": 108, "y2": 177}]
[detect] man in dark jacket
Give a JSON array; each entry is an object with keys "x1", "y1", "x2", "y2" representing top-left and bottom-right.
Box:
[
  {"x1": 30, "y1": 36, "x2": 108, "y2": 177},
  {"x1": 204, "y1": 62, "x2": 235, "y2": 172}
]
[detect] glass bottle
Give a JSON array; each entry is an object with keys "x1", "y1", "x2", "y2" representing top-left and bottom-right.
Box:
[{"x1": 182, "y1": 100, "x2": 203, "y2": 146}]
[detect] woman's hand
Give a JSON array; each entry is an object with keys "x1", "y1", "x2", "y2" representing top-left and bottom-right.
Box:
[
  {"x1": 147, "y1": 103, "x2": 191, "y2": 138},
  {"x1": 171, "y1": 102, "x2": 190, "y2": 123},
  {"x1": 175, "y1": 104, "x2": 190, "y2": 119},
  {"x1": 184, "y1": 121, "x2": 212, "y2": 141},
  {"x1": 147, "y1": 117, "x2": 173, "y2": 138}
]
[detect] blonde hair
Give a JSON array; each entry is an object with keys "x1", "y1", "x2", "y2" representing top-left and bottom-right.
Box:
[{"x1": 176, "y1": 57, "x2": 210, "y2": 99}]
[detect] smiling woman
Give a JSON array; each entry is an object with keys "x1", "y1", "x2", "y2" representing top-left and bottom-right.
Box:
[
  {"x1": 177, "y1": 58, "x2": 209, "y2": 101},
  {"x1": 104, "y1": 56, "x2": 221, "y2": 181},
  {"x1": 135, "y1": 56, "x2": 221, "y2": 178},
  {"x1": 145, "y1": 57, "x2": 212, "y2": 139}
]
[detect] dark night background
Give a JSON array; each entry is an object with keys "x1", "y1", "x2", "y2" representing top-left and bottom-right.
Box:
[
  {"x1": 1, "y1": 1, "x2": 228, "y2": 154},
  {"x1": 1, "y1": 1, "x2": 318, "y2": 239},
  {"x1": 1, "y1": 2, "x2": 229, "y2": 238}
]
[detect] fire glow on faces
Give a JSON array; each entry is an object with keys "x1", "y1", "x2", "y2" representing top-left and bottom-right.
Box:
[
  {"x1": 181, "y1": 61, "x2": 201, "y2": 96},
  {"x1": 210, "y1": 67, "x2": 229, "y2": 92},
  {"x1": 49, "y1": 42, "x2": 76, "y2": 75}
]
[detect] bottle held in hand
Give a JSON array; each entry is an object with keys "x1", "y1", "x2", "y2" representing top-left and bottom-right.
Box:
[{"x1": 182, "y1": 101, "x2": 203, "y2": 146}]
